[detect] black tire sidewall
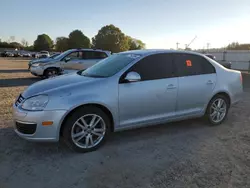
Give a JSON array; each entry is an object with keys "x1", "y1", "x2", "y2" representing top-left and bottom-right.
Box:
[
  {"x1": 206, "y1": 95, "x2": 229, "y2": 126},
  {"x1": 44, "y1": 68, "x2": 58, "y2": 78},
  {"x1": 62, "y1": 106, "x2": 111, "y2": 153}
]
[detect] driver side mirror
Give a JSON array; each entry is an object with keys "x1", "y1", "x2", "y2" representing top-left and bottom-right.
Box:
[
  {"x1": 124, "y1": 72, "x2": 141, "y2": 82},
  {"x1": 64, "y1": 57, "x2": 71, "y2": 62}
]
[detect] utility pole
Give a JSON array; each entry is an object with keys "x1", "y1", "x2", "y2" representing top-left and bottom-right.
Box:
[
  {"x1": 185, "y1": 44, "x2": 188, "y2": 50},
  {"x1": 176, "y1": 42, "x2": 179, "y2": 50},
  {"x1": 207, "y1": 43, "x2": 210, "y2": 51}
]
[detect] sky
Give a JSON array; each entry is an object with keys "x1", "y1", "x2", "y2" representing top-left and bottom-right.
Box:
[{"x1": 1, "y1": 0, "x2": 250, "y2": 49}]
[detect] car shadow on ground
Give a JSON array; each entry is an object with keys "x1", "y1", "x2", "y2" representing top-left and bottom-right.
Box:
[
  {"x1": 242, "y1": 73, "x2": 250, "y2": 91},
  {"x1": 0, "y1": 69, "x2": 29, "y2": 73},
  {"x1": 0, "y1": 118, "x2": 209, "y2": 155},
  {"x1": 0, "y1": 77, "x2": 41, "y2": 87}
]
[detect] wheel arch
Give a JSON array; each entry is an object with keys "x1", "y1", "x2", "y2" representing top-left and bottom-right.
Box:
[
  {"x1": 205, "y1": 91, "x2": 231, "y2": 112},
  {"x1": 59, "y1": 103, "x2": 115, "y2": 138},
  {"x1": 212, "y1": 91, "x2": 231, "y2": 106},
  {"x1": 43, "y1": 66, "x2": 61, "y2": 75}
]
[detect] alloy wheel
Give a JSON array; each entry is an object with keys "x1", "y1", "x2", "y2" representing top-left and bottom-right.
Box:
[
  {"x1": 209, "y1": 98, "x2": 227, "y2": 123},
  {"x1": 71, "y1": 114, "x2": 106, "y2": 149}
]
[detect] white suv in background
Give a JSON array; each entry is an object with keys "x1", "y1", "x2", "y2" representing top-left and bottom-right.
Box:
[{"x1": 29, "y1": 49, "x2": 111, "y2": 78}]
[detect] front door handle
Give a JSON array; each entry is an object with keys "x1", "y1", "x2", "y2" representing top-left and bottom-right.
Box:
[
  {"x1": 167, "y1": 84, "x2": 176, "y2": 89},
  {"x1": 207, "y1": 80, "x2": 213, "y2": 85}
]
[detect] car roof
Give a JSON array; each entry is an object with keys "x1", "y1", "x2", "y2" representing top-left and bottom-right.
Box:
[
  {"x1": 74, "y1": 48, "x2": 111, "y2": 53},
  {"x1": 119, "y1": 49, "x2": 204, "y2": 56}
]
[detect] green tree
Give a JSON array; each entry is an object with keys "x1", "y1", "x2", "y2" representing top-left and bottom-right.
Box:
[
  {"x1": 92, "y1": 24, "x2": 129, "y2": 53},
  {"x1": 9, "y1": 42, "x2": 22, "y2": 49},
  {"x1": 68, "y1": 30, "x2": 90, "y2": 49},
  {"x1": 55, "y1": 37, "x2": 69, "y2": 51},
  {"x1": 227, "y1": 42, "x2": 250, "y2": 50},
  {"x1": 33, "y1": 34, "x2": 53, "y2": 51},
  {"x1": 127, "y1": 36, "x2": 145, "y2": 50}
]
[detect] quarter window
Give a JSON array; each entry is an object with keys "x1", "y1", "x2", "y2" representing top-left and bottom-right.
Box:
[
  {"x1": 127, "y1": 53, "x2": 175, "y2": 81},
  {"x1": 174, "y1": 54, "x2": 215, "y2": 77}
]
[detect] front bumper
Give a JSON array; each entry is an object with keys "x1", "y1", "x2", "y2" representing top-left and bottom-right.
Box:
[
  {"x1": 30, "y1": 66, "x2": 44, "y2": 76},
  {"x1": 12, "y1": 104, "x2": 67, "y2": 142}
]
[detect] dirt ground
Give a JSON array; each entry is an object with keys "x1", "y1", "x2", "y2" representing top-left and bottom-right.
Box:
[{"x1": 0, "y1": 58, "x2": 250, "y2": 188}]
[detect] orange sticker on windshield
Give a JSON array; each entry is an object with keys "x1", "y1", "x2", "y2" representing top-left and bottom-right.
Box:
[{"x1": 186, "y1": 60, "x2": 192, "y2": 67}]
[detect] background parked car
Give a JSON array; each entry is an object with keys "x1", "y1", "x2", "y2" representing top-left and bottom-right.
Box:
[
  {"x1": 35, "y1": 51, "x2": 50, "y2": 58},
  {"x1": 205, "y1": 54, "x2": 232, "y2": 69},
  {"x1": 29, "y1": 48, "x2": 110, "y2": 78},
  {"x1": 28, "y1": 52, "x2": 61, "y2": 69},
  {"x1": 21, "y1": 52, "x2": 31, "y2": 58}
]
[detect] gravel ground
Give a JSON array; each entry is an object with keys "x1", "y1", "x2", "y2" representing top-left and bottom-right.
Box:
[{"x1": 0, "y1": 59, "x2": 250, "y2": 188}]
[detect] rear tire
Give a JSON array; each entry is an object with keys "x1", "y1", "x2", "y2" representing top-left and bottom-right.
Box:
[
  {"x1": 62, "y1": 106, "x2": 111, "y2": 153},
  {"x1": 205, "y1": 95, "x2": 229, "y2": 125}
]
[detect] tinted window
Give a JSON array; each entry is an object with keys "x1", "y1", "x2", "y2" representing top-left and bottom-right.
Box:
[
  {"x1": 65, "y1": 51, "x2": 81, "y2": 60},
  {"x1": 94, "y1": 52, "x2": 108, "y2": 59},
  {"x1": 174, "y1": 54, "x2": 215, "y2": 77},
  {"x1": 127, "y1": 53, "x2": 174, "y2": 81},
  {"x1": 82, "y1": 51, "x2": 107, "y2": 59}
]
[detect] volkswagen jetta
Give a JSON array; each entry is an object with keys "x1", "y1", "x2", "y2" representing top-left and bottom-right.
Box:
[{"x1": 13, "y1": 50, "x2": 243, "y2": 152}]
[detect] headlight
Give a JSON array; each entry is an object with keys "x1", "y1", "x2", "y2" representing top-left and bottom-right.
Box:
[
  {"x1": 21, "y1": 95, "x2": 49, "y2": 111},
  {"x1": 32, "y1": 63, "x2": 41, "y2": 67}
]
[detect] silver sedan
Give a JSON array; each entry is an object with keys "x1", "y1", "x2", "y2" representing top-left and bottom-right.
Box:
[{"x1": 13, "y1": 50, "x2": 243, "y2": 152}]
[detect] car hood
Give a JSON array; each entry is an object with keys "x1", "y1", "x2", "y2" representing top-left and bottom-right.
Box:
[
  {"x1": 22, "y1": 73, "x2": 102, "y2": 98},
  {"x1": 29, "y1": 58, "x2": 52, "y2": 64}
]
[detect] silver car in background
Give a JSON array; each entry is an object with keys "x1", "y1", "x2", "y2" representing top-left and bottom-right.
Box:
[
  {"x1": 29, "y1": 49, "x2": 110, "y2": 78},
  {"x1": 13, "y1": 50, "x2": 243, "y2": 152}
]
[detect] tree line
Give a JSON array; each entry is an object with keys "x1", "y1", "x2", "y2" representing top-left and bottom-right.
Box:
[{"x1": 0, "y1": 24, "x2": 146, "y2": 53}]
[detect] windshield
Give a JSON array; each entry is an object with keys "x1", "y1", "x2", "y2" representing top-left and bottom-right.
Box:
[
  {"x1": 50, "y1": 53, "x2": 60, "y2": 59},
  {"x1": 53, "y1": 49, "x2": 73, "y2": 60},
  {"x1": 80, "y1": 53, "x2": 141, "y2": 77}
]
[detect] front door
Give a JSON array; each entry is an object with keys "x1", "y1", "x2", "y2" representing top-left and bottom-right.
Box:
[
  {"x1": 118, "y1": 53, "x2": 178, "y2": 128},
  {"x1": 61, "y1": 51, "x2": 83, "y2": 73},
  {"x1": 174, "y1": 53, "x2": 217, "y2": 117}
]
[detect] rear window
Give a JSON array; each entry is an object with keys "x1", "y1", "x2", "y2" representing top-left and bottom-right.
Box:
[{"x1": 174, "y1": 53, "x2": 216, "y2": 77}]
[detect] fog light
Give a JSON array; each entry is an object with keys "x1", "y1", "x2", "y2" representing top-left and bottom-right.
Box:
[{"x1": 42, "y1": 121, "x2": 53, "y2": 126}]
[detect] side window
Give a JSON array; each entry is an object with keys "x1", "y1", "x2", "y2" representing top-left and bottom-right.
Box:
[
  {"x1": 82, "y1": 51, "x2": 108, "y2": 59},
  {"x1": 93, "y1": 52, "x2": 108, "y2": 59},
  {"x1": 174, "y1": 54, "x2": 215, "y2": 77},
  {"x1": 127, "y1": 53, "x2": 175, "y2": 81},
  {"x1": 65, "y1": 51, "x2": 80, "y2": 60},
  {"x1": 82, "y1": 51, "x2": 93, "y2": 59}
]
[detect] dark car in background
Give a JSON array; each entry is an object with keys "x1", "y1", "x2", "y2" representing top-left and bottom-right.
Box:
[{"x1": 205, "y1": 54, "x2": 231, "y2": 69}]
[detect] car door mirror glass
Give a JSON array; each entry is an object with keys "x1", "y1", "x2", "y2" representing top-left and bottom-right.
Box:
[{"x1": 124, "y1": 72, "x2": 141, "y2": 82}]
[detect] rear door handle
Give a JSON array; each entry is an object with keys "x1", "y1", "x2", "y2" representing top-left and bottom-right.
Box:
[
  {"x1": 167, "y1": 84, "x2": 176, "y2": 89},
  {"x1": 207, "y1": 80, "x2": 213, "y2": 85}
]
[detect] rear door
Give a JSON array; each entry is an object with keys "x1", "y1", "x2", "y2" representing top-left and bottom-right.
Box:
[
  {"x1": 174, "y1": 53, "x2": 216, "y2": 116},
  {"x1": 79, "y1": 51, "x2": 108, "y2": 70}
]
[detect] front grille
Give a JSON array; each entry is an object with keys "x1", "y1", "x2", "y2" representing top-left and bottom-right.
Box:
[
  {"x1": 16, "y1": 121, "x2": 37, "y2": 134},
  {"x1": 15, "y1": 94, "x2": 25, "y2": 106}
]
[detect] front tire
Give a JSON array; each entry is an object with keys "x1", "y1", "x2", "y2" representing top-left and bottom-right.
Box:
[
  {"x1": 44, "y1": 68, "x2": 59, "y2": 78},
  {"x1": 205, "y1": 95, "x2": 229, "y2": 125},
  {"x1": 62, "y1": 106, "x2": 111, "y2": 152}
]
